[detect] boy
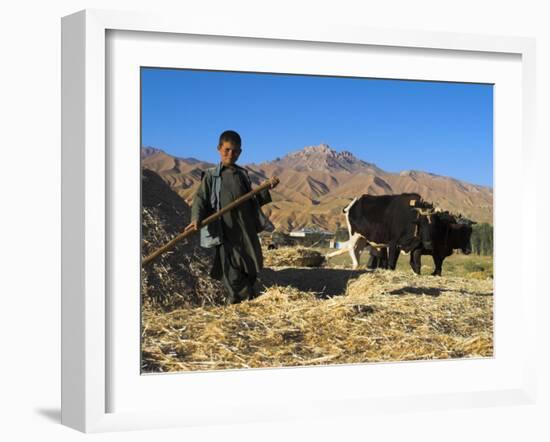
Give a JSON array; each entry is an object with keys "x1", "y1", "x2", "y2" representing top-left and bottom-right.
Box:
[{"x1": 186, "y1": 130, "x2": 279, "y2": 304}]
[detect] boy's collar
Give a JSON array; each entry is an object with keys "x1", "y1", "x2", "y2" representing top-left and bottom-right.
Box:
[
  {"x1": 216, "y1": 162, "x2": 243, "y2": 175},
  {"x1": 213, "y1": 162, "x2": 223, "y2": 176}
]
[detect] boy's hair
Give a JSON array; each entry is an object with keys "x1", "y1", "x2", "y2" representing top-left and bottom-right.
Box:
[{"x1": 218, "y1": 130, "x2": 242, "y2": 149}]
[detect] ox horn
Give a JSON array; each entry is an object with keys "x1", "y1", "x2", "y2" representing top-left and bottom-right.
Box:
[{"x1": 412, "y1": 207, "x2": 434, "y2": 216}]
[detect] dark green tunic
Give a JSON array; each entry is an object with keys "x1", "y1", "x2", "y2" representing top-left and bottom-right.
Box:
[{"x1": 191, "y1": 164, "x2": 271, "y2": 304}]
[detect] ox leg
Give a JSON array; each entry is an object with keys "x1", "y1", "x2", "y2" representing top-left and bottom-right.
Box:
[
  {"x1": 367, "y1": 247, "x2": 378, "y2": 270},
  {"x1": 326, "y1": 246, "x2": 351, "y2": 259},
  {"x1": 352, "y1": 237, "x2": 367, "y2": 269},
  {"x1": 431, "y1": 255, "x2": 443, "y2": 276},
  {"x1": 379, "y1": 247, "x2": 389, "y2": 269},
  {"x1": 326, "y1": 234, "x2": 362, "y2": 259},
  {"x1": 388, "y1": 244, "x2": 400, "y2": 270},
  {"x1": 349, "y1": 249, "x2": 359, "y2": 270},
  {"x1": 410, "y1": 248, "x2": 422, "y2": 275},
  {"x1": 345, "y1": 234, "x2": 360, "y2": 269},
  {"x1": 350, "y1": 236, "x2": 367, "y2": 269},
  {"x1": 366, "y1": 250, "x2": 377, "y2": 270}
]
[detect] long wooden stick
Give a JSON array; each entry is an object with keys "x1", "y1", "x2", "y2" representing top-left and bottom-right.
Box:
[{"x1": 142, "y1": 179, "x2": 274, "y2": 266}]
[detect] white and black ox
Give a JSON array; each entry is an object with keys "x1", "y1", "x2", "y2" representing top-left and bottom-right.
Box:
[{"x1": 327, "y1": 193, "x2": 435, "y2": 270}]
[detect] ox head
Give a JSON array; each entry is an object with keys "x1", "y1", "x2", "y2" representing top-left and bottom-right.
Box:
[
  {"x1": 456, "y1": 215, "x2": 476, "y2": 227},
  {"x1": 410, "y1": 199, "x2": 436, "y2": 250},
  {"x1": 453, "y1": 216, "x2": 476, "y2": 254}
]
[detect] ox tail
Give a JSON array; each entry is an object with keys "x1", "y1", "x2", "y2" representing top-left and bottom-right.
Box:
[
  {"x1": 342, "y1": 197, "x2": 359, "y2": 238},
  {"x1": 343, "y1": 197, "x2": 358, "y2": 214}
]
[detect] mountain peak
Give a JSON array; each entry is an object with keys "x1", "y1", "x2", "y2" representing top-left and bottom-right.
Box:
[
  {"x1": 141, "y1": 146, "x2": 165, "y2": 159},
  {"x1": 302, "y1": 143, "x2": 335, "y2": 154},
  {"x1": 267, "y1": 143, "x2": 379, "y2": 174}
]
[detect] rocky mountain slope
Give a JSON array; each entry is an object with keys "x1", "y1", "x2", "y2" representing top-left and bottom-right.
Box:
[{"x1": 141, "y1": 144, "x2": 493, "y2": 232}]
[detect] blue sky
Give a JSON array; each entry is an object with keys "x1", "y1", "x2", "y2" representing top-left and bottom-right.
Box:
[{"x1": 141, "y1": 68, "x2": 493, "y2": 187}]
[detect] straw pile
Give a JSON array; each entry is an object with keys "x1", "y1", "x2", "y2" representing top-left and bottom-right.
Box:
[
  {"x1": 141, "y1": 168, "x2": 227, "y2": 308},
  {"x1": 141, "y1": 269, "x2": 493, "y2": 372},
  {"x1": 263, "y1": 246, "x2": 325, "y2": 267}
]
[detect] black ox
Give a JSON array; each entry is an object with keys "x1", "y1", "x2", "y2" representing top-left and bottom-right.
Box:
[
  {"x1": 368, "y1": 211, "x2": 476, "y2": 276},
  {"x1": 326, "y1": 193, "x2": 434, "y2": 270},
  {"x1": 405, "y1": 212, "x2": 476, "y2": 275}
]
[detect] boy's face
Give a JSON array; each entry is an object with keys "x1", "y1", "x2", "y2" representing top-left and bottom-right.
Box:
[{"x1": 218, "y1": 141, "x2": 241, "y2": 166}]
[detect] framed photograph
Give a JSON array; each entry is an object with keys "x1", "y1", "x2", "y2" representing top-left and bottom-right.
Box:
[{"x1": 61, "y1": 9, "x2": 538, "y2": 433}]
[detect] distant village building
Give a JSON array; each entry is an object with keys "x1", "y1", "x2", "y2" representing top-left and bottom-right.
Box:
[
  {"x1": 260, "y1": 227, "x2": 335, "y2": 249},
  {"x1": 289, "y1": 227, "x2": 334, "y2": 247},
  {"x1": 289, "y1": 227, "x2": 334, "y2": 238}
]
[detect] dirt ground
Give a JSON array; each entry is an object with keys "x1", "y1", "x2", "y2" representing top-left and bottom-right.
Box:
[{"x1": 258, "y1": 266, "x2": 366, "y2": 298}]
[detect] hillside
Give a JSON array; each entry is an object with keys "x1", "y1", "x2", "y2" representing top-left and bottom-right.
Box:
[{"x1": 141, "y1": 144, "x2": 493, "y2": 231}]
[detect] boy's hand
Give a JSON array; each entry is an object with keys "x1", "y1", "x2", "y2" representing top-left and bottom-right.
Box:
[
  {"x1": 269, "y1": 176, "x2": 280, "y2": 189},
  {"x1": 184, "y1": 220, "x2": 200, "y2": 232}
]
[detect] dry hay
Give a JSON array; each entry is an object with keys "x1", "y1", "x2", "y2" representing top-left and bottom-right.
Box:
[
  {"x1": 141, "y1": 269, "x2": 493, "y2": 372},
  {"x1": 141, "y1": 168, "x2": 227, "y2": 309},
  {"x1": 263, "y1": 246, "x2": 325, "y2": 267}
]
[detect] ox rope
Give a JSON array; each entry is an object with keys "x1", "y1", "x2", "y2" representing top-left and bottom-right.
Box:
[
  {"x1": 413, "y1": 211, "x2": 433, "y2": 239},
  {"x1": 411, "y1": 199, "x2": 432, "y2": 240}
]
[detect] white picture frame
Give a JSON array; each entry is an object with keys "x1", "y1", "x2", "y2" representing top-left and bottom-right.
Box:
[{"x1": 61, "y1": 9, "x2": 538, "y2": 433}]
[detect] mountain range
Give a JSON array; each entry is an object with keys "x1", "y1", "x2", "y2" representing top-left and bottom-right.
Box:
[{"x1": 141, "y1": 144, "x2": 493, "y2": 232}]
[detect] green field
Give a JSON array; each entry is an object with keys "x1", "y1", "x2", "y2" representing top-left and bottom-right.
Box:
[{"x1": 320, "y1": 247, "x2": 493, "y2": 280}]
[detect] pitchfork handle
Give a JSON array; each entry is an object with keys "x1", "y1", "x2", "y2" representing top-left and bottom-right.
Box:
[{"x1": 142, "y1": 178, "x2": 275, "y2": 266}]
